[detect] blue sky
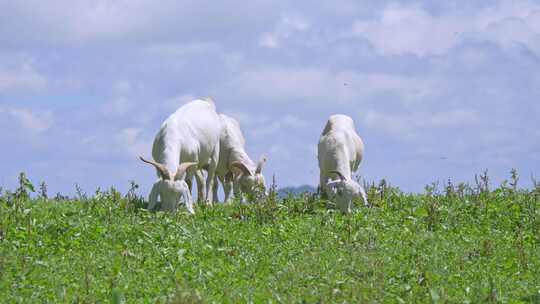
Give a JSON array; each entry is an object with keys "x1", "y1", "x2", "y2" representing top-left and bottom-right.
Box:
[{"x1": 1, "y1": 0, "x2": 539, "y2": 196}]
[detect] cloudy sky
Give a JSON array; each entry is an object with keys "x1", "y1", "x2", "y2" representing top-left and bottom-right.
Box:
[{"x1": 1, "y1": 0, "x2": 539, "y2": 196}]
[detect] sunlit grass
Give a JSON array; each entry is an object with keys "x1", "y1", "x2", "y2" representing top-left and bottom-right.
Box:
[{"x1": 0, "y1": 172, "x2": 539, "y2": 302}]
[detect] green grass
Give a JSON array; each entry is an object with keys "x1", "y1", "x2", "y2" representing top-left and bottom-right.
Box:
[{"x1": 1, "y1": 173, "x2": 539, "y2": 303}]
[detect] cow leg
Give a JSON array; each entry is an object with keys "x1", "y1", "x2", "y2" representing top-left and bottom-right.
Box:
[
  {"x1": 205, "y1": 146, "x2": 219, "y2": 206},
  {"x1": 185, "y1": 172, "x2": 194, "y2": 192},
  {"x1": 195, "y1": 170, "x2": 206, "y2": 204},
  {"x1": 222, "y1": 173, "x2": 233, "y2": 204},
  {"x1": 212, "y1": 175, "x2": 220, "y2": 204}
]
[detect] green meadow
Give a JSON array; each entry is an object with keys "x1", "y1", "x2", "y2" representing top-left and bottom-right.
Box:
[{"x1": 1, "y1": 173, "x2": 539, "y2": 303}]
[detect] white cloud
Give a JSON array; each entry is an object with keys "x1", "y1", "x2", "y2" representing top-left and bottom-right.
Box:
[
  {"x1": 526, "y1": 9, "x2": 540, "y2": 32},
  {"x1": 352, "y1": 4, "x2": 466, "y2": 56},
  {"x1": 250, "y1": 122, "x2": 282, "y2": 138},
  {"x1": 259, "y1": 13, "x2": 310, "y2": 48},
  {"x1": 1, "y1": 107, "x2": 54, "y2": 134},
  {"x1": 270, "y1": 143, "x2": 292, "y2": 160},
  {"x1": 259, "y1": 33, "x2": 279, "y2": 48},
  {"x1": 282, "y1": 114, "x2": 308, "y2": 128},
  {"x1": 482, "y1": 15, "x2": 540, "y2": 54},
  {"x1": 221, "y1": 110, "x2": 271, "y2": 127},
  {"x1": 0, "y1": 62, "x2": 47, "y2": 91},
  {"x1": 475, "y1": 1, "x2": 538, "y2": 29},
  {"x1": 107, "y1": 97, "x2": 132, "y2": 115},
  {"x1": 220, "y1": 110, "x2": 308, "y2": 139},
  {"x1": 351, "y1": 1, "x2": 540, "y2": 56},
  {"x1": 143, "y1": 42, "x2": 223, "y2": 57},
  {"x1": 103, "y1": 81, "x2": 140, "y2": 116},
  {"x1": 248, "y1": 115, "x2": 308, "y2": 138},
  {"x1": 0, "y1": 1, "x2": 281, "y2": 46},
  {"x1": 364, "y1": 109, "x2": 478, "y2": 138},
  {"x1": 69, "y1": 1, "x2": 147, "y2": 41},
  {"x1": 112, "y1": 80, "x2": 132, "y2": 95},
  {"x1": 116, "y1": 127, "x2": 151, "y2": 158},
  {"x1": 217, "y1": 66, "x2": 436, "y2": 105}
]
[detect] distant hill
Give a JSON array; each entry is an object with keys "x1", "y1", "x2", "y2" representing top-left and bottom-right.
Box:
[{"x1": 276, "y1": 185, "x2": 317, "y2": 198}]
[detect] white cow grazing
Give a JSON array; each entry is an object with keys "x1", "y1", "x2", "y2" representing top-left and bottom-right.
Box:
[
  {"x1": 318, "y1": 114, "x2": 368, "y2": 213},
  {"x1": 212, "y1": 114, "x2": 267, "y2": 203},
  {"x1": 140, "y1": 98, "x2": 221, "y2": 213}
]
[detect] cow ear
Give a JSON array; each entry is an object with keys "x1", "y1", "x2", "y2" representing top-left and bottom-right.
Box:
[
  {"x1": 326, "y1": 179, "x2": 341, "y2": 188},
  {"x1": 230, "y1": 161, "x2": 252, "y2": 176},
  {"x1": 329, "y1": 170, "x2": 347, "y2": 181},
  {"x1": 255, "y1": 155, "x2": 267, "y2": 174}
]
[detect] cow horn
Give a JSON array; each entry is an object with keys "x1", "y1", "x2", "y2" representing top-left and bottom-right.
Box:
[
  {"x1": 175, "y1": 162, "x2": 199, "y2": 180},
  {"x1": 140, "y1": 156, "x2": 171, "y2": 180}
]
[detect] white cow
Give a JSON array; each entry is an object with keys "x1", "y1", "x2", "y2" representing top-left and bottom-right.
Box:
[
  {"x1": 318, "y1": 114, "x2": 368, "y2": 213},
  {"x1": 140, "y1": 98, "x2": 221, "y2": 213},
  {"x1": 211, "y1": 114, "x2": 267, "y2": 203}
]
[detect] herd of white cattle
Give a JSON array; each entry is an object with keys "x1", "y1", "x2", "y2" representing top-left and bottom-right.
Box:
[{"x1": 140, "y1": 98, "x2": 369, "y2": 214}]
